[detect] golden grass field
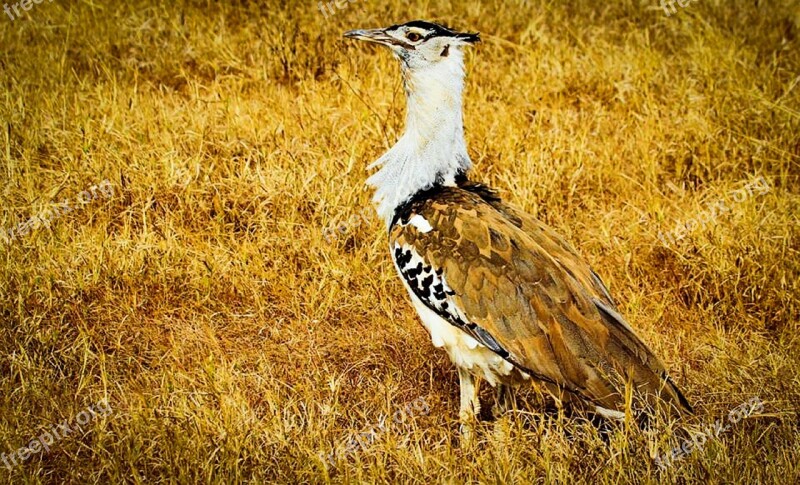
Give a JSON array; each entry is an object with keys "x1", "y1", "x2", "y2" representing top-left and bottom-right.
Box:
[{"x1": 1, "y1": 0, "x2": 799, "y2": 483}]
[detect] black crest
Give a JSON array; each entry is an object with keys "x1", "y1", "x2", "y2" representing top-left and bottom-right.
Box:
[{"x1": 389, "y1": 20, "x2": 480, "y2": 44}]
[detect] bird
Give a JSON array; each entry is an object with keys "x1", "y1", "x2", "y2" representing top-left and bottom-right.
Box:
[{"x1": 343, "y1": 20, "x2": 692, "y2": 437}]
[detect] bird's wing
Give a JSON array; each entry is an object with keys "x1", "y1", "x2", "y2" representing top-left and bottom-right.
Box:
[
  {"x1": 457, "y1": 179, "x2": 618, "y2": 308},
  {"x1": 390, "y1": 186, "x2": 690, "y2": 413}
]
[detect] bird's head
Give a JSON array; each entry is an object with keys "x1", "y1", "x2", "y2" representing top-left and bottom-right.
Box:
[
  {"x1": 345, "y1": 22, "x2": 479, "y2": 225},
  {"x1": 344, "y1": 20, "x2": 480, "y2": 71}
]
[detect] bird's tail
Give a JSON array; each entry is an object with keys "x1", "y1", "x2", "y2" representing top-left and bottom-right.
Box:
[{"x1": 661, "y1": 372, "x2": 693, "y2": 415}]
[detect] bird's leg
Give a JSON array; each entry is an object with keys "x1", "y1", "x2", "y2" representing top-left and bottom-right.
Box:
[
  {"x1": 458, "y1": 367, "x2": 480, "y2": 443},
  {"x1": 493, "y1": 384, "x2": 515, "y2": 419}
]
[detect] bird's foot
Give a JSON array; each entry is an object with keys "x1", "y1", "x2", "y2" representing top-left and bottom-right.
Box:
[
  {"x1": 459, "y1": 420, "x2": 476, "y2": 447},
  {"x1": 492, "y1": 383, "x2": 516, "y2": 420}
]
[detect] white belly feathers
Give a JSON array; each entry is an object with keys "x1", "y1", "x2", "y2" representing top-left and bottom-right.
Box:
[{"x1": 408, "y1": 292, "x2": 521, "y2": 386}]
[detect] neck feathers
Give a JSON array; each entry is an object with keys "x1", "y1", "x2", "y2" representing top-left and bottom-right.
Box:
[{"x1": 366, "y1": 50, "x2": 472, "y2": 227}]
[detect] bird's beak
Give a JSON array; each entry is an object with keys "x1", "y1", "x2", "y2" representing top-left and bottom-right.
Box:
[{"x1": 344, "y1": 28, "x2": 406, "y2": 48}]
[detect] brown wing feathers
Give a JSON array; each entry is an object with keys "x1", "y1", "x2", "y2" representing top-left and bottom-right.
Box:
[{"x1": 390, "y1": 184, "x2": 691, "y2": 414}]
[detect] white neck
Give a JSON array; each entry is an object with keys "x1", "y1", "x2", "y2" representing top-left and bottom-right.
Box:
[{"x1": 366, "y1": 50, "x2": 472, "y2": 227}]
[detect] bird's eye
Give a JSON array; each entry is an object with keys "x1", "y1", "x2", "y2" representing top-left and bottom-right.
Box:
[{"x1": 406, "y1": 32, "x2": 422, "y2": 42}]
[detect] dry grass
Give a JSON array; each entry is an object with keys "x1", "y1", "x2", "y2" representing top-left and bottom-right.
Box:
[{"x1": 1, "y1": 0, "x2": 799, "y2": 483}]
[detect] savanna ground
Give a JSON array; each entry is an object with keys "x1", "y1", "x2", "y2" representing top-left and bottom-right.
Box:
[{"x1": 1, "y1": 0, "x2": 799, "y2": 483}]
